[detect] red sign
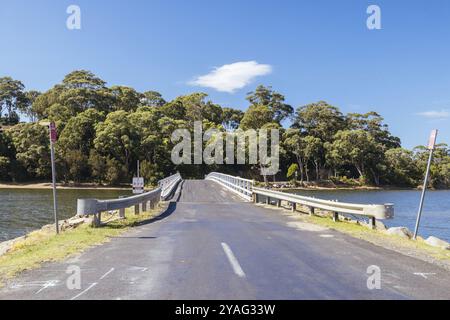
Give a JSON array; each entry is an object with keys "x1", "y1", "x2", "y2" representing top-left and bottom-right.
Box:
[
  {"x1": 427, "y1": 129, "x2": 438, "y2": 150},
  {"x1": 49, "y1": 122, "x2": 57, "y2": 143}
]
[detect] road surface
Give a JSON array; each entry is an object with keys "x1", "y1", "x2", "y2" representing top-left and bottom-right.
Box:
[{"x1": 1, "y1": 180, "x2": 450, "y2": 300}]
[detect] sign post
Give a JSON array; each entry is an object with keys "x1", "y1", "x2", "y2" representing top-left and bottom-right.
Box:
[
  {"x1": 49, "y1": 122, "x2": 59, "y2": 234},
  {"x1": 413, "y1": 129, "x2": 438, "y2": 240},
  {"x1": 132, "y1": 160, "x2": 144, "y2": 194}
]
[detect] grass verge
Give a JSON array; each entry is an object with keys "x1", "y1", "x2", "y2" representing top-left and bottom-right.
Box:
[
  {"x1": 0, "y1": 204, "x2": 166, "y2": 286},
  {"x1": 301, "y1": 212, "x2": 450, "y2": 262}
]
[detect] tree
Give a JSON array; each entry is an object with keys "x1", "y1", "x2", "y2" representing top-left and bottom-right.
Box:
[
  {"x1": 0, "y1": 77, "x2": 28, "y2": 124},
  {"x1": 221, "y1": 107, "x2": 244, "y2": 131},
  {"x1": 325, "y1": 130, "x2": 383, "y2": 184},
  {"x1": 24, "y1": 90, "x2": 42, "y2": 122},
  {"x1": 8, "y1": 123, "x2": 51, "y2": 179},
  {"x1": 0, "y1": 131, "x2": 15, "y2": 180},
  {"x1": 33, "y1": 70, "x2": 114, "y2": 117},
  {"x1": 293, "y1": 101, "x2": 346, "y2": 143},
  {"x1": 287, "y1": 163, "x2": 299, "y2": 181},
  {"x1": 141, "y1": 91, "x2": 166, "y2": 107},
  {"x1": 246, "y1": 85, "x2": 293, "y2": 123},
  {"x1": 240, "y1": 105, "x2": 275, "y2": 130},
  {"x1": 303, "y1": 136, "x2": 323, "y2": 180},
  {"x1": 347, "y1": 112, "x2": 401, "y2": 149},
  {"x1": 384, "y1": 148, "x2": 420, "y2": 186},
  {"x1": 110, "y1": 85, "x2": 142, "y2": 112},
  {"x1": 57, "y1": 109, "x2": 105, "y2": 181},
  {"x1": 283, "y1": 129, "x2": 306, "y2": 182},
  {"x1": 93, "y1": 110, "x2": 138, "y2": 179}
]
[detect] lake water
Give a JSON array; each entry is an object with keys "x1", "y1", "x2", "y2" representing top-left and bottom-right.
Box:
[
  {"x1": 289, "y1": 189, "x2": 450, "y2": 242},
  {"x1": 1, "y1": 188, "x2": 449, "y2": 243},
  {"x1": 0, "y1": 189, "x2": 131, "y2": 242}
]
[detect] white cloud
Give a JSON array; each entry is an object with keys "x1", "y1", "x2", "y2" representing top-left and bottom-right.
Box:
[
  {"x1": 416, "y1": 110, "x2": 450, "y2": 120},
  {"x1": 189, "y1": 61, "x2": 272, "y2": 93}
]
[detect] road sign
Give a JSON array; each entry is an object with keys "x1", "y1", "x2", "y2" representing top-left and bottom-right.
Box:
[
  {"x1": 132, "y1": 177, "x2": 144, "y2": 194},
  {"x1": 49, "y1": 122, "x2": 57, "y2": 143},
  {"x1": 428, "y1": 129, "x2": 438, "y2": 150}
]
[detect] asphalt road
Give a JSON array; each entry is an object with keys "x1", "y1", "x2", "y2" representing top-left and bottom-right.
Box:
[{"x1": 1, "y1": 180, "x2": 450, "y2": 300}]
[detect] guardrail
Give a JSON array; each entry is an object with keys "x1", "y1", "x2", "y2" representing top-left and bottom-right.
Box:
[
  {"x1": 77, "y1": 173, "x2": 182, "y2": 226},
  {"x1": 158, "y1": 172, "x2": 182, "y2": 200},
  {"x1": 205, "y1": 172, "x2": 254, "y2": 201},
  {"x1": 253, "y1": 187, "x2": 394, "y2": 228}
]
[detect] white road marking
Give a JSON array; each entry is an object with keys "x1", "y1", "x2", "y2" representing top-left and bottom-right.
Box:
[
  {"x1": 413, "y1": 272, "x2": 436, "y2": 279},
  {"x1": 319, "y1": 234, "x2": 335, "y2": 238},
  {"x1": 34, "y1": 280, "x2": 59, "y2": 294},
  {"x1": 70, "y1": 283, "x2": 97, "y2": 300},
  {"x1": 100, "y1": 267, "x2": 115, "y2": 280},
  {"x1": 221, "y1": 242, "x2": 246, "y2": 278}
]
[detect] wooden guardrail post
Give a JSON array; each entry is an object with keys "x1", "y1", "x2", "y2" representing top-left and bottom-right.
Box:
[
  {"x1": 134, "y1": 204, "x2": 140, "y2": 215},
  {"x1": 308, "y1": 206, "x2": 314, "y2": 216},
  {"x1": 291, "y1": 202, "x2": 297, "y2": 212}
]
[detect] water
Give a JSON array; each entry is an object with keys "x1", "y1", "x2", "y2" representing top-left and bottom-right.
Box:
[
  {"x1": 1, "y1": 188, "x2": 449, "y2": 243},
  {"x1": 289, "y1": 189, "x2": 450, "y2": 242},
  {"x1": 0, "y1": 189, "x2": 131, "y2": 242}
]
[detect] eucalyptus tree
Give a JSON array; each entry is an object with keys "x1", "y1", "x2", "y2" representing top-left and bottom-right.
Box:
[{"x1": 0, "y1": 77, "x2": 28, "y2": 124}]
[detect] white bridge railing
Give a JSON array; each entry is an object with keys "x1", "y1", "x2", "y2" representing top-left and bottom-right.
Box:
[
  {"x1": 77, "y1": 172, "x2": 182, "y2": 226},
  {"x1": 205, "y1": 172, "x2": 254, "y2": 201},
  {"x1": 158, "y1": 172, "x2": 182, "y2": 200},
  {"x1": 205, "y1": 172, "x2": 394, "y2": 228}
]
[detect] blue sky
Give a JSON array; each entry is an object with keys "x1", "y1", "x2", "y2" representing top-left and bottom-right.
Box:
[{"x1": 1, "y1": 0, "x2": 450, "y2": 148}]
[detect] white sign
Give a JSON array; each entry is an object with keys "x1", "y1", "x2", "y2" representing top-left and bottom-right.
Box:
[
  {"x1": 132, "y1": 177, "x2": 144, "y2": 194},
  {"x1": 428, "y1": 129, "x2": 438, "y2": 150}
]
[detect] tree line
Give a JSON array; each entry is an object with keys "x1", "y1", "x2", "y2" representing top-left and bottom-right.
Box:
[{"x1": 1, "y1": 70, "x2": 449, "y2": 188}]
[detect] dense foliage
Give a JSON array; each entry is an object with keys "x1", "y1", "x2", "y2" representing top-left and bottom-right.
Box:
[{"x1": 1, "y1": 71, "x2": 449, "y2": 188}]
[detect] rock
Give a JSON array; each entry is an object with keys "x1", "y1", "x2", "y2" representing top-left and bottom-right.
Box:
[
  {"x1": 375, "y1": 220, "x2": 387, "y2": 231},
  {"x1": 425, "y1": 236, "x2": 450, "y2": 250},
  {"x1": 385, "y1": 227, "x2": 413, "y2": 239}
]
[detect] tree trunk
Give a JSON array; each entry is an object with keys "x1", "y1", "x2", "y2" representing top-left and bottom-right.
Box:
[{"x1": 314, "y1": 160, "x2": 320, "y2": 181}]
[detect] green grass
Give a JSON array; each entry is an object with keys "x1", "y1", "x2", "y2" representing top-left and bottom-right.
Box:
[{"x1": 0, "y1": 204, "x2": 166, "y2": 286}]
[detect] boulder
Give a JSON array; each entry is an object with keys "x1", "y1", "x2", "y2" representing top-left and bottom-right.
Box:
[
  {"x1": 385, "y1": 227, "x2": 413, "y2": 239},
  {"x1": 425, "y1": 236, "x2": 450, "y2": 250}
]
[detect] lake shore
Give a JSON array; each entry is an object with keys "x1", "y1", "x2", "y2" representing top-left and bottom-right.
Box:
[{"x1": 0, "y1": 182, "x2": 131, "y2": 190}]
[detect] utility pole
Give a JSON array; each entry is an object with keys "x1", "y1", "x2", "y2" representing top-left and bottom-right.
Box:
[{"x1": 413, "y1": 129, "x2": 438, "y2": 240}]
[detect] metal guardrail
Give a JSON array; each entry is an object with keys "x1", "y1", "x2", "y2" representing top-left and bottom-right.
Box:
[
  {"x1": 205, "y1": 172, "x2": 254, "y2": 201},
  {"x1": 253, "y1": 187, "x2": 394, "y2": 228},
  {"x1": 205, "y1": 172, "x2": 393, "y2": 228},
  {"x1": 77, "y1": 173, "x2": 182, "y2": 226},
  {"x1": 158, "y1": 172, "x2": 182, "y2": 200}
]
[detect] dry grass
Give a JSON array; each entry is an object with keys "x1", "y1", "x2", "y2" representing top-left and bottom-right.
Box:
[{"x1": 0, "y1": 204, "x2": 166, "y2": 286}]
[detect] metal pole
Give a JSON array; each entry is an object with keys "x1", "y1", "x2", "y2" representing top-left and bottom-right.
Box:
[
  {"x1": 137, "y1": 160, "x2": 140, "y2": 178},
  {"x1": 413, "y1": 148, "x2": 434, "y2": 240},
  {"x1": 50, "y1": 140, "x2": 59, "y2": 234}
]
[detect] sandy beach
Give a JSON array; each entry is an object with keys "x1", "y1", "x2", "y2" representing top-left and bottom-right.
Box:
[{"x1": 0, "y1": 182, "x2": 131, "y2": 190}]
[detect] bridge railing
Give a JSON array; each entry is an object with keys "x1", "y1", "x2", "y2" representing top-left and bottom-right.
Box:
[
  {"x1": 158, "y1": 172, "x2": 182, "y2": 200},
  {"x1": 253, "y1": 187, "x2": 394, "y2": 228},
  {"x1": 205, "y1": 172, "x2": 254, "y2": 201},
  {"x1": 77, "y1": 172, "x2": 182, "y2": 226},
  {"x1": 205, "y1": 172, "x2": 393, "y2": 228}
]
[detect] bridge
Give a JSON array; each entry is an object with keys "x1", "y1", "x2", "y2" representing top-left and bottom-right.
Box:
[{"x1": 1, "y1": 173, "x2": 450, "y2": 299}]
